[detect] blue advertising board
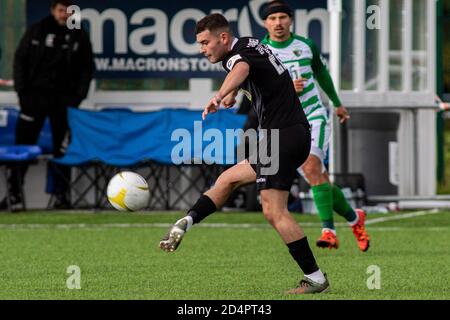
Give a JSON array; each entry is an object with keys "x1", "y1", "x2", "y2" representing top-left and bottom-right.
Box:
[{"x1": 27, "y1": 0, "x2": 328, "y2": 78}]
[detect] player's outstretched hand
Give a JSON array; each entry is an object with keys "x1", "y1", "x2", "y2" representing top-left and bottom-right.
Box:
[
  {"x1": 335, "y1": 106, "x2": 350, "y2": 123},
  {"x1": 202, "y1": 95, "x2": 221, "y2": 120}
]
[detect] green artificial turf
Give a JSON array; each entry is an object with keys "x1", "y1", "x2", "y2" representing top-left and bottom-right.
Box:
[{"x1": 0, "y1": 210, "x2": 449, "y2": 300}]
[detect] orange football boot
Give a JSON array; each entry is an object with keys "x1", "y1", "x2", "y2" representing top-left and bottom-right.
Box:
[
  {"x1": 351, "y1": 209, "x2": 370, "y2": 252},
  {"x1": 316, "y1": 229, "x2": 339, "y2": 249}
]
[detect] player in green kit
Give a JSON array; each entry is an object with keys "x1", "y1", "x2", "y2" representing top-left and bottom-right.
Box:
[{"x1": 262, "y1": 1, "x2": 370, "y2": 252}]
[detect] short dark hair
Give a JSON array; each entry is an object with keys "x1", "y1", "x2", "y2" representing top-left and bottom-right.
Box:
[
  {"x1": 195, "y1": 13, "x2": 230, "y2": 35},
  {"x1": 51, "y1": 0, "x2": 75, "y2": 8},
  {"x1": 262, "y1": 0, "x2": 293, "y2": 20}
]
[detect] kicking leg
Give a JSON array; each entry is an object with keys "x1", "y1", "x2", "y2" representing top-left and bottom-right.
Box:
[{"x1": 159, "y1": 160, "x2": 256, "y2": 252}]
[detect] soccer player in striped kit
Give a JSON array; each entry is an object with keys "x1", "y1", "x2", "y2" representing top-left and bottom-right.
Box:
[{"x1": 262, "y1": 1, "x2": 370, "y2": 252}]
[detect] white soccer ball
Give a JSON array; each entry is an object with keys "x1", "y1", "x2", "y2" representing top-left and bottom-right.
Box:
[{"x1": 107, "y1": 171, "x2": 150, "y2": 211}]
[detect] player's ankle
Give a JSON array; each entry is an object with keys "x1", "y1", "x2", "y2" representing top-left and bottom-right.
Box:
[
  {"x1": 187, "y1": 194, "x2": 217, "y2": 224},
  {"x1": 305, "y1": 269, "x2": 326, "y2": 284},
  {"x1": 321, "y1": 228, "x2": 336, "y2": 235},
  {"x1": 176, "y1": 216, "x2": 193, "y2": 232}
]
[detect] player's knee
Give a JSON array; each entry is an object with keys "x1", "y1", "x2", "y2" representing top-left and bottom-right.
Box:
[
  {"x1": 261, "y1": 194, "x2": 276, "y2": 224},
  {"x1": 302, "y1": 161, "x2": 322, "y2": 182},
  {"x1": 262, "y1": 205, "x2": 289, "y2": 227},
  {"x1": 262, "y1": 207, "x2": 276, "y2": 225}
]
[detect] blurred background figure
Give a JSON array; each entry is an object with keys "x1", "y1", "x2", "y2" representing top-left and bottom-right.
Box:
[{"x1": 0, "y1": 0, "x2": 94, "y2": 210}]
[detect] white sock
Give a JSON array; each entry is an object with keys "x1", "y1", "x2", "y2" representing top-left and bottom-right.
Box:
[
  {"x1": 185, "y1": 216, "x2": 193, "y2": 231},
  {"x1": 176, "y1": 216, "x2": 193, "y2": 231},
  {"x1": 322, "y1": 228, "x2": 336, "y2": 235},
  {"x1": 305, "y1": 269, "x2": 326, "y2": 284}
]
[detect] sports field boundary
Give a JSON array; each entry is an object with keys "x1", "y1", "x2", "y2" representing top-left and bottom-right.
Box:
[{"x1": 0, "y1": 209, "x2": 444, "y2": 230}]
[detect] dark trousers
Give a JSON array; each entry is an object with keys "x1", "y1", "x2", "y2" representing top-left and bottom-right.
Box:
[{"x1": 8, "y1": 92, "x2": 71, "y2": 196}]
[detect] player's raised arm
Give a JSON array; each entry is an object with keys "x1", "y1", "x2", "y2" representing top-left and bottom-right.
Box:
[
  {"x1": 202, "y1": 62, "x2": 249, "y2": 120},
  {"x1": 217, "y1": 62, "x2": 249, "y2": 100}
]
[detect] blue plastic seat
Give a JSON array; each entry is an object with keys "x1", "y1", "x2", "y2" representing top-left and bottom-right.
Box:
[
  {"x1": 0, "y1": 145, "x2": 42, "y2": 162},
  {"x1": 0, "y1": 107, "x2": 53, "y2": 154},
  {"x1": 0, "y1": 145, "x2": 42, "y2": 211}
]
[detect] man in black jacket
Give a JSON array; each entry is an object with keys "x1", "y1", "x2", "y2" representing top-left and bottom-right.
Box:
[{"x1": 0, "y1": 0, "x2": 94, "y2": 210}]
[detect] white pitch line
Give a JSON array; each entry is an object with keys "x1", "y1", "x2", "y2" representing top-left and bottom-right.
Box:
[
  {"x1": 0, "y1": 209, "x2": 444, "y2": 230},
  {"x1": 0, "y1": 222, "x2": 275, "y2": 230},
  {"x1": 364, "y1": 208, "x2": 441, "y2": 225},
  {"x1": 0, "y1": 224, "x2": 448, "y2": 232}
]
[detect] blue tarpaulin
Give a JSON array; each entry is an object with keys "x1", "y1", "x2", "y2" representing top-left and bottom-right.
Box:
[{"x1": 54, "y1": 108, "x2": 247, "y2": 166}]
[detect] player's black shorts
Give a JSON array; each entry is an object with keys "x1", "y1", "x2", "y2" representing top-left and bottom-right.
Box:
[{"x1": 249, "y1": 123, "x2": 311, "y2": 191}]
